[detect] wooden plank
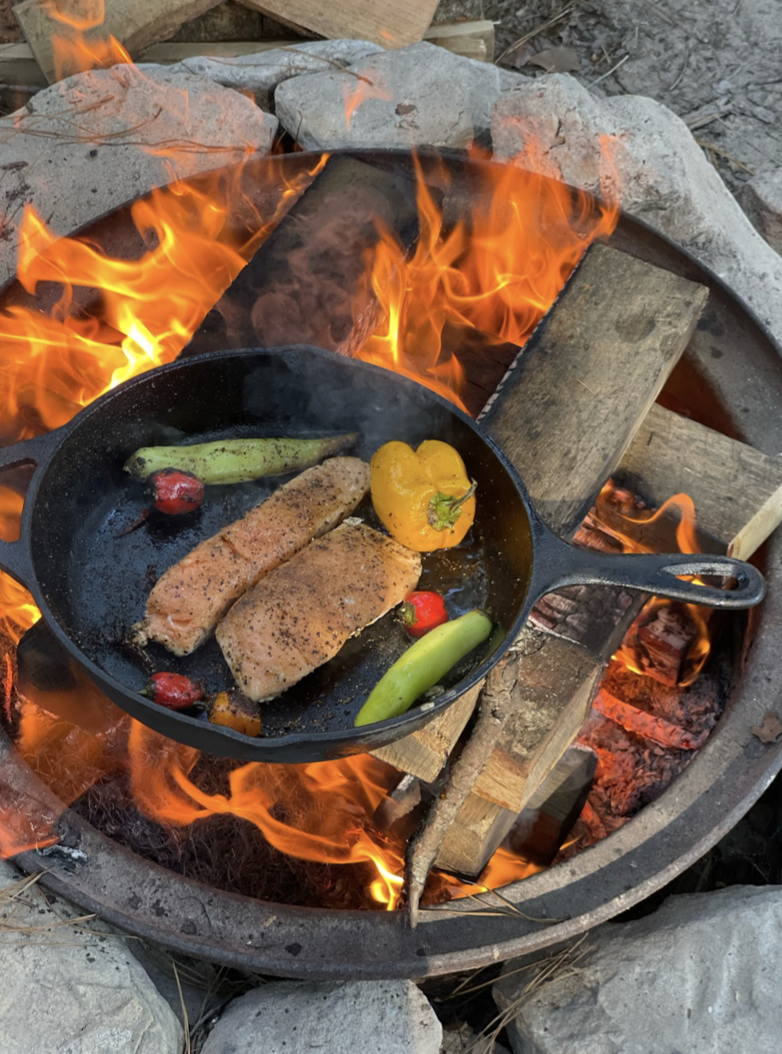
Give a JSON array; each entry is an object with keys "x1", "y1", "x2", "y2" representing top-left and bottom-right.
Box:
[
  {"x1": 480, "y1": 244, "x2": 710, "y2": 537},
  {"x1": 424, "y1": 20, "x2": 495, "y2": 62},
  {"x1": 237, "y1": 0, "x2": 441, "y2": 50},
  {"x1": 469, "y1": 633, "x2": 601, "y2": 813},
  {"x1": 370, "y1": 684, "x2": 480, "y2": 784},
  {"x1": 14, "y1": 0, "x2": 224, "y2": 83},
  {"x1": 379, "y1": 248, "x2": 708, "y2": 793},
  {"x1": 427, "y1": 247, "x2": 711, "y2": 877},
  {"x1": 185, "y1": 155, "x2": 423, "y2": 357},
  {"x1": 606, "y1": 402, "x2": 782, "y2": 560}
]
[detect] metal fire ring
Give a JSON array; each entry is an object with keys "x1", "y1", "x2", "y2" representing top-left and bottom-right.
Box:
[{"x1": 3, "y1": 151, "x2": 782, "y2": 978}]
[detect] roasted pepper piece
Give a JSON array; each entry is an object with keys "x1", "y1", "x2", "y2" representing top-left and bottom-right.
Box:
[
  {"x1": 141, "y1": 672, "x2": 204, "y2": 710},
  {"x1": 208, "y1": 690, "x2": 262, "y2": 737},
  {"x1": 354, "y1": 609, "x2": 493, "y2": 726},
  {"x1": 370, "y1": 440, "x2": 476, "y2": 552}
]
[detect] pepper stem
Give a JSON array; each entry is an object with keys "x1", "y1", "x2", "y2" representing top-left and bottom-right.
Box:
[{"x1": 427, "y1": 480, "x2": 477, "y2": 531}]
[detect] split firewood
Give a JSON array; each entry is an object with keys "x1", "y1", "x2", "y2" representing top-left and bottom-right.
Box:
[
  {"x1": 603, "y1": 402, "x2": 782, "y2": 561},
  {"x1": 423, "y1": 20, "x2": 495, "y2": 62},
  {"x1": 185, "y1": 156, "x2": 424, "y2": 358},
  {"x1": 237, "y1": 0, "x2": 442, "y2": 49},
  {"x1": 593, "y1": 690, "x2": 709, "y2": 751},
  {"x1": 405, "y1": 656, "x2": 517, "y2": 928},
  {"x1": 14, "y1": 0, "x2": 224, "y2": 83},
  {"x1": 393, "y1": 245, "x2": 710, "y2": 878}
]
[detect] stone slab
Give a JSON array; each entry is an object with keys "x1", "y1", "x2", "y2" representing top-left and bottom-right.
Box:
[
  {"x1": 201, "y1": 978, "x2": 442, "y2": 1054},
  {"x1": 494, "y1": 884, "x2": 782, "y2": 1054},
  {"x1": 491, "y1": 74, "x2": 782, "y2": 344},
  {"x1": 163, "y1": 39, "x2": 383, "y2": 111},
  {"x1": 0, "y1": 63, "x2": 277, "y2": 289},
  {"x1": 275, "y1": 41, "x2": 503, "y2": 151},
  {"x1": 0, "y1": 859, "x2": 182, "y2": 1054}
]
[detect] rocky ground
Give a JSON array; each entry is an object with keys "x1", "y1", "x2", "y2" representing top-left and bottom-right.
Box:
[{"x1": 485, "y1": 0, "x2": 781, "y2": 196}]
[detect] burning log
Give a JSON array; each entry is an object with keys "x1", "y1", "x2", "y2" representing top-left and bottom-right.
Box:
[
  {"x1": 593, "y1": 690, "x2": 709, "y2": 751},
  {"x1": 621, "y1": 602, "x2": 702, "y2": 687},
  {"x1": 185, "y1": 155, "x2": 423, "y2": 358},
  {"x1": 390, "y1": 243, "x2": 710, "y2": 878},
  {"x1": 602, "y1": 402, "x2": 782, "y2": 560}
]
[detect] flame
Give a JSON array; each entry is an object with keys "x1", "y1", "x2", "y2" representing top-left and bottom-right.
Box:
[
  {"x1": 599, "y1": 490, "x2": 712, "y2": 685},
  {"x1": 354, "y1": 147, "x2": 619, "y2": 409}
]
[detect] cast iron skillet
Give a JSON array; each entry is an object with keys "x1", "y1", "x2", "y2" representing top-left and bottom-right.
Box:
[{"x1": 0, "y1": 347, "x2": 766, "y2": 762}]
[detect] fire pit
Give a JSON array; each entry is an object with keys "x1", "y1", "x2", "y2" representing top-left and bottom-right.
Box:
[{"x1": 1, "y1": 149, "x2": 781, "y2": 979}]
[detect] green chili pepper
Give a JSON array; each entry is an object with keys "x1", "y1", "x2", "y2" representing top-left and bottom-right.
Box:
[
  {"x1": 354, "y1": 609, "x2": 493, "y2": 727},
  {"x1": 124, "y1": 434, "x2": 358, "y2": 485}
]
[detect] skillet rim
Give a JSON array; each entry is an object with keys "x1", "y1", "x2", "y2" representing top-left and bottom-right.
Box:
[{"x1": 21, "y1": 345, "x2": 536, "y2": 759}]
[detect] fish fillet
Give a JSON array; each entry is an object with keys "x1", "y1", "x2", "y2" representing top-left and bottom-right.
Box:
[
  {"x1": 135, "y1": 457, "x2": 370, "y2": 655},
  {"x1": 216, "y1": 521, "x2": 422, "y2": 702}
]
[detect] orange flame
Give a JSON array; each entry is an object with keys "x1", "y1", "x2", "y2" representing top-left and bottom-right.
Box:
[
  {"x1": 602, "y1": 491, "x2": 712, "y2": 685},
  {"x1": 354, "y1": 147, "x2": 619, "y2": 409},
  {"x1": 127, "y1": 722, "x2": 406, "y2": 908}
]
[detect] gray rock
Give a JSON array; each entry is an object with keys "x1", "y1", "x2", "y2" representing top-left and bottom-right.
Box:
[
  {"x1": 275, "y1": 41, "x2": 503, "y2": 151},
  {"x1": 0, "y1": 859, "x2": 182, "y2": 1054},
  {"x1": 493, "y1": 884, "x2": 782, "y2": 1054},
  {"x1": 491, "y1": 74, "x2": 782, "y2": 343},
  {"x1": 740, "y1": 169, "x2": 782, "y2": 256},
  {"x1": 201, "y1": 978, "x2": 442, "y2": 1054},
  {"x1": 0, "y1": 64, "x2": 277, "y2": 290},
  {"x1": 166, "y1": 39, "x2": 384, "y2": 110}
]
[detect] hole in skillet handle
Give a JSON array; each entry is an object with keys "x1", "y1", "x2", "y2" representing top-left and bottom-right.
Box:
[{"x1": 532, "y1": 528, "x2": 766, "y2": 612}]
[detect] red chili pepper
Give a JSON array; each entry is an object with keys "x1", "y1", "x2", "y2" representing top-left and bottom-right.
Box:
[
  {"x1": 400, "y1": 591, "x2": 449, "y2": 638},
  {"x1": 150, "y1": 469, "x2": 205, "y2": 516},
  {"x1": 141, "y1": 672, "x2": 204, "y2": 710}
]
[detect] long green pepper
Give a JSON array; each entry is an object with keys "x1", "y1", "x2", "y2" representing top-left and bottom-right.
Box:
[
  {"x1": 124, "y1": 434, "x2": 358, "y2": 485},
  {"x1": 354, "y1": 609, "x2": 493, "y2": 727}
]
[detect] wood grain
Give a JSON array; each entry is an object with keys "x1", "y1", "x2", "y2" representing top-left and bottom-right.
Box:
[
  {"x1": 237, "y1": 0, "x2": 442, "y2": 49},
  {"x1": 609, "y1": 402, "x2": 782, "y2": 560},
  {"x1": 480, "y1": 243, "x2": 710, "y2": 538},
  {"x1": 15, "y1": 0, "x2": 223, "y2": 83},
  {"x1": 370, "y1": 685, "x2": 480, "y2": 784}
]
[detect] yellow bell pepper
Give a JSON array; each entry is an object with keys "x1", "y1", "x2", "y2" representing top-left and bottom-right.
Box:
[{"x1": 370, "y1": 440, "x2": 477, "y2": 552}]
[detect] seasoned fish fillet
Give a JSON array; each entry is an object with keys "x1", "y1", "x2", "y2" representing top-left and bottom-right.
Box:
[
  {"x1": 216, "y1": 521, "x2": 422, "y2": 702},
  {"x1": 135, "y1": 457, "x2": 370, "y2": 655}
]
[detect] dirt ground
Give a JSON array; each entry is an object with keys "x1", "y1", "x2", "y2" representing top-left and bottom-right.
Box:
[{"x1": 485, "y1": 0, "x2": 782, "y2": 194}]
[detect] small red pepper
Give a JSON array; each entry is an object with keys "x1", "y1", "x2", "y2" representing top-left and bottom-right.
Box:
[
  {"x1": 150, "y1": 469, "x2": 205, "y2": 516},
  {"x1": 141, "y1": 672, "x2": 204, "y2": 710},
  {"x1": 400, "y1": 591, "x2": 449, "y2": 638}
]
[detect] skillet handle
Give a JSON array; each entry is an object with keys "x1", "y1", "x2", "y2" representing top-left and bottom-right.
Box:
[
  {"x1": 533, "y1": 532, "x2": 766, "y2": 610},
  {"x1": 0, "y1": 430, "x2": 62, "y2": 588}
]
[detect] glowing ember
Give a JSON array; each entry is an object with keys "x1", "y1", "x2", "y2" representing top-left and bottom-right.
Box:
[{"x1": 598, "y1": 489, "x2": 713, "y2": 686}]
